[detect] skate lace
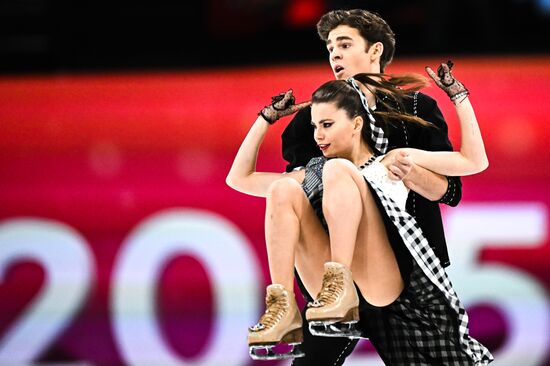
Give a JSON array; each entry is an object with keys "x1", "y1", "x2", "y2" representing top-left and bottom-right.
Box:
[
  {"x1": 309, "y1": 269, "x2": 343, "y2": 307},
  {"x1": 249, "y1": 293, "x2": 287, "y2": 331}
]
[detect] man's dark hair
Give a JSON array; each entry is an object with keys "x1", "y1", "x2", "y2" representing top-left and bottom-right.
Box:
[{"x1": 317, "y1": 9, "x2": 396, "y2": 72}]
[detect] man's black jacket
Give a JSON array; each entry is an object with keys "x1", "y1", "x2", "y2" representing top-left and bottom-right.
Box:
[{"x1": 281, "y1": 92, "x2": 461, "y2": 267}]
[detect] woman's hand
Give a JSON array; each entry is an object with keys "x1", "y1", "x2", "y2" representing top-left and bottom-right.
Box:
[
  {"x1": 259, "y1": 89, "x2": 311, "y2": 124},
  {"x1": 425, "y1": 61, "x2": 469, "y2": 103},
  {"x1": 382, "y1": 149, "x2": 413, "y2": 181}
]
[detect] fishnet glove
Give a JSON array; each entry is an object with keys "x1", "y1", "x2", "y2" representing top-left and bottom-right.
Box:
[
  {"x1": 425, "y1": 60, "x2": 469, "y2": 103},
  {"x1": 259, "y1": 89, "x2": 311, "y2": 124}
]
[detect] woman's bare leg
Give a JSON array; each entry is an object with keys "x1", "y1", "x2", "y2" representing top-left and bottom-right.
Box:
[
  {"x1": 265, "y1": 177, "x2": 330, "y2": 296},
  {"x1": 249, "y1": 177, "x2": 329, "y2": 358},
  {"x1": 322, "y1": 159, "x2": 363, "y2": 268},
  {"x1": 322, "y1": 159, "x2": 403, "y2": 306}
]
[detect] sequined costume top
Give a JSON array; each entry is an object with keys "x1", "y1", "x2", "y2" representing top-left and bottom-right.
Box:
[
  {"x1": 359, "y1": 155, "x2": 409, "y2": 211},
  {"x1": 301, "y1": 155, "x2": 409, "y2": 211}
]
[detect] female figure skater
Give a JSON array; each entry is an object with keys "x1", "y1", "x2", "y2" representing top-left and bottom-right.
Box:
[{"x1": 226, "y1": 62, "x2": 493, "y2": 364}]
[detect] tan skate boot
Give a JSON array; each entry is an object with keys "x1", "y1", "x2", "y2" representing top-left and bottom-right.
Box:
[
  {"x1": 305, "y1": 262, "x2": 361, "y2": 338},
  {"x1": 248, "y1": 284, "x2": 305, "y2": 360}
]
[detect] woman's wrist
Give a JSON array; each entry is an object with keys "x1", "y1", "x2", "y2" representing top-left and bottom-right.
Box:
[{"x1": 451, "y1": 91, "x2": 470, "y2": 105}]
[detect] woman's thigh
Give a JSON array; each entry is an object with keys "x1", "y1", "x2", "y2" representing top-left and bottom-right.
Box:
[
  {"x1": 325, "y1": 160, "x2": 404, "y2": 306},
  {"x1": 292, "y1": 160, "x2": 403, "y2": 305}
]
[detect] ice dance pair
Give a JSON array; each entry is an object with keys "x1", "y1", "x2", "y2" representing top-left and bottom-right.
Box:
[
  {"x1": 227, "y1": 62, "x2": 493, "y2": 364},
  {"x1": 226, "y1": 7, "x2": 495, "y2": 364}
]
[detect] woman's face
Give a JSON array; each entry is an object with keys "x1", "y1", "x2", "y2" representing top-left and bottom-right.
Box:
[{"x1": 311, "y1": 101, "x2": 360, "y2": 158}]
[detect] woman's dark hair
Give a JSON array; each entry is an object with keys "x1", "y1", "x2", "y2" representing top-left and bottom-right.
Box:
[
  {"x1": 317, "y1": 9, "x2": 395, "y2": 72},
  {"x1": 311, "y1": 73, "x2": 432, "y2": 147}
]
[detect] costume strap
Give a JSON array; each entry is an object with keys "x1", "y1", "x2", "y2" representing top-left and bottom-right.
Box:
[{"x1": 346, "y1": 77, "x2": 388, "y2": 154}]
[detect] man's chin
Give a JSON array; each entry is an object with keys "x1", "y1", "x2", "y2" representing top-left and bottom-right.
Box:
[{"x1": 334, "y1": 73, "x2": 347, "y2": 80}]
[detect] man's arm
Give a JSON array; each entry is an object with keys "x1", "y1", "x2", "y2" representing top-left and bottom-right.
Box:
[
  {"x1": 401, "y1": 163, "x2": 448, "y2": 201},
  {"x1": 389, "y1": 153, "x2": 462, "y2": 206},
  {"x1": 386, "y1": 148, "x2": 448, "y2": 199},
  {"x1": 387, "y1": 92, "x2": 462, "y2": 205}
]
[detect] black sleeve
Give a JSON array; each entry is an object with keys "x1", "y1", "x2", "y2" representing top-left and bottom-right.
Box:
[
  {"x1": 281, "y1": 106, "x2": 321, "y2": 173},
  {"x1": 414, "y1": 93, "x2": 462, "y2": 207}
]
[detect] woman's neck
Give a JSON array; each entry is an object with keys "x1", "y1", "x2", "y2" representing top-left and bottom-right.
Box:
[{"x1": 349, "y1": 140, "x2": 374, "y2": 167}]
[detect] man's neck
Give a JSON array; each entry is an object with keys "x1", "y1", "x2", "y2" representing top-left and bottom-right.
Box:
[{"x1": 359, "y1": 80, "x2": 377, "y2": 108}]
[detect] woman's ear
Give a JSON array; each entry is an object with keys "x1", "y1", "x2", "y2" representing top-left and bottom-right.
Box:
[{"x1": 353, "y1": 115, "x2": 364, "y2": 134}]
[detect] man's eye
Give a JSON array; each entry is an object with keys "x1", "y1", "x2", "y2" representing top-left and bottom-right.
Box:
[
  {"x1": 328, "y1": 47, "x2": 333, "y2": 53},
  {"x1": 342, "y1": 43, "x2": 350, "y2": 49}
]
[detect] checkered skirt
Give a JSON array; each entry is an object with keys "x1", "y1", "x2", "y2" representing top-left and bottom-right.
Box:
[{"x1": 301, "y1": 156, "x2": 494, "y2": 365}]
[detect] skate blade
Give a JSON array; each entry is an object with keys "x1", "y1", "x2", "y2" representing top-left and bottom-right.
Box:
[
  {"x1": 249, "y1": 343, "x2": 305, "y2": 360},
  {"x1": 308, "y1": 321, "x2": 362, "y2": 339}
]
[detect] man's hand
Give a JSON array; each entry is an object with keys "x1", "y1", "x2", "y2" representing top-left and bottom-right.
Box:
[
  {"x1": 259, "y1": 89, "x2": 311, "y2": 124},
  {"x1": 383, "y1": 149, "x2": 413, "y2": 181},
  {"x1": 384, "y1": 148, "x2": 449, "y2": 200},
  {"x1": 425, "y1": 60, "x2": 469, "y2": 103}
]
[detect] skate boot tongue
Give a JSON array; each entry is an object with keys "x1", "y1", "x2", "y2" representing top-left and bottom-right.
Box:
[
  {"x1": 267, "y1": 284, "x2": 286, "y2": 297},
  {"x1": 325, "y1": 262, "x2": 345, "y2": 271}
]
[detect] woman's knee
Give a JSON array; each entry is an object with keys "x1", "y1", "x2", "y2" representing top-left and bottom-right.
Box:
[
  {"x1": 322, "y1": 159, "x2": 357, "y2": 184},
  {"x1": 266, "y1": 177, "x2": 304, "y2": 205}
]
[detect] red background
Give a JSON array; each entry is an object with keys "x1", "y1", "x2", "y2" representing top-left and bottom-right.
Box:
[{"x1": 0, "y1": 57, "x2": 549, "y2": 365}]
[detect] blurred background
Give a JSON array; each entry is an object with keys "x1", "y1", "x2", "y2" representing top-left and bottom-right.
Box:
[
  {"x1": 0, "y1": 0, "x2": 549, "y2": 365},
  {"x1": 1, "y1": 0, "x2": 550, "y2": 73}
]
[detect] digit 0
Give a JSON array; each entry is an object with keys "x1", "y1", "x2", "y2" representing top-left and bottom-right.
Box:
[{"x1": 111, "y1": 209, "x2": 262, "y2": 365}]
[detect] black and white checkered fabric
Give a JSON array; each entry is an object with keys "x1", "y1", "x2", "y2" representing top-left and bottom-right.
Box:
[
  {"x1": 346, "y1": 77, "x2": 388, "y2": 154},
  {"x1": 358, "y1": 264, "x2": 476, "y2": 365},
  {"x1": 301, "y1": 156, "x2": 493, "y2": 365},
  {"x1": 302, "y1": 157, "x2": 328, "y2": 231},
  {"x1": 361, "y1": 161, "x2": 494, "y2": 365}
]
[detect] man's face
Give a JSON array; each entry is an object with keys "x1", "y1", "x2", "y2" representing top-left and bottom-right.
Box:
[{"x1": 326, "y1": 25, "x2": 377, "y2": 80}]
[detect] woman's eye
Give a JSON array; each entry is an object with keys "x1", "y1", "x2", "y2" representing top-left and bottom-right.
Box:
[{"x1": 323, "y1": 123, "x2": 332, "y2": 128}]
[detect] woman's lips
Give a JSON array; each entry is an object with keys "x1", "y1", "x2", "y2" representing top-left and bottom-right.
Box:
[{"x1": 318, "y1": 144, "x2": 330, "y2": 152}]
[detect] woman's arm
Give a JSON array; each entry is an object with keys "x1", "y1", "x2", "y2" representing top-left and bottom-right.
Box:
[
  {"x1": 396, "y1": 62, "x2": 488, "y2": 177},
  {"x1": 402, "y1": 96, "x2": 488, "y2": 176},
  {"x1": 226, "y1": 90, "x2": 308, "y2": 197},
  {"x1": 226, "y1": 114, "x2": 304, "y2": 197}
]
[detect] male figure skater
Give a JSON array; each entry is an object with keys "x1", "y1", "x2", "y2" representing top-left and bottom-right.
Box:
[{"x1": 279, "y1": 9, "x2": 463, "y2": 365}]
